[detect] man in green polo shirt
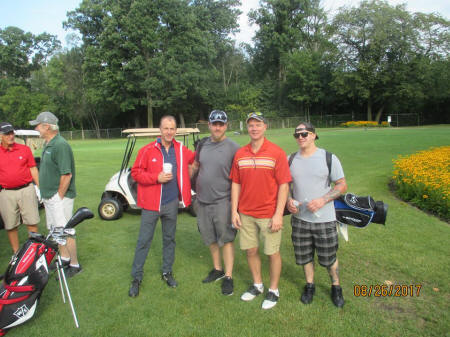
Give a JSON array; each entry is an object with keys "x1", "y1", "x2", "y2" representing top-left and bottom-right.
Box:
[{"x1": 29, "y1": 111, "x2": 81, "y2": 278}]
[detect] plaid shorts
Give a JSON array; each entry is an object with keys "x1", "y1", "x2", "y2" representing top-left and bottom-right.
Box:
[{"x1": 291, "y1": 217, "x2": 338, "y2": 267}]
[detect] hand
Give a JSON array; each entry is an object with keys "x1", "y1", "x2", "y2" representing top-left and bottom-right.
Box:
[
  {"x1": 158, "y1": 171, "x2": 173, "y2": 183},
  {"x1": 231, "y1": 211, "x2": 242, "y2": 230},
  {"x1": 287, "y1": 198, "x2": 299, "y2": 214},
  {"x1": 269, "y1": 214, "x2": 283, "y2": 232},
  {"x1": 307, "y1": 197, "x2": 326, "y2": 213}
]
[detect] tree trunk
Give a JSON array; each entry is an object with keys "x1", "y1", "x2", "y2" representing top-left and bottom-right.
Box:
[
  {"x1": 375, "y1": 105, "x2": 385, "y2": 123},
  {"x1": 147, "y1": 90, "x2": 153, "y2": 127},
  {"x1": 367, "y1": 95, "x2": 373, "y2": 121},
  {"x1": 178, "y1": 112, "x2": 185, "y2": 128}
]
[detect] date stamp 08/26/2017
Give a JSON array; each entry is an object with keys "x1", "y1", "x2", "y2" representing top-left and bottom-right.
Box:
[{"x1": 353, "y1": 284, "x2": 422, "y2": 297}]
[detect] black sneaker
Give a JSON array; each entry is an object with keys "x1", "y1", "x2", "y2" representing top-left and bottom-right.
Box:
[
  {"x1": 262, "y1": 291, "x2": 279, "y2": 310},
  {"x1": 331, "y1": 285, "x2": 344, "y2": 308},
  {"x1": 49, "y1": 259, "x2": 70, "y2": 271},
  {"x1": 129, "y1": 279, "x2": 141, "y2": 297},
  {"x1": 301, "y1": 283, "x2": 315, "y2": 304},
  {"x1": 162, "y1": 272, "x2": 178, "y2": 288},
  {"x1": 221, "y1": 277, "x2": 234, "y2": 296},
  {"x1": 202, "y1": 269, "x2": 225, "y2": 283},
  {"x1": 65, "y1": 265, "x2": 83, "y2": 278},
  {"x1": 241, "y1": 285, "x2": 263, "y2": 301}
]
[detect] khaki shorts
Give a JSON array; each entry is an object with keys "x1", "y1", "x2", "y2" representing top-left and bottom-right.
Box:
[
  {"x1": 0, "y1": 184, "x2": 40, "y2": 230},
  {"x1": 239, "y1": 213, "x2": 282, "y2": 255}
]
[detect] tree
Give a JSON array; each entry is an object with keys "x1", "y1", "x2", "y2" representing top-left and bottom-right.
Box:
[
  {"x1": 66, "y1": 0, "x2": 241, "y2": 127},
  {"x1": 248, "y1": 0, "x2": 328, "y2": 115},
  {"x1": 330, "y1": 0, "x2": 449, "y2": 122}
]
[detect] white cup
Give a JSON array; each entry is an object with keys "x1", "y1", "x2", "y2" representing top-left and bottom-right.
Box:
[{"x1": 163, "y1": 163, "x2": 172, "y2": 174}]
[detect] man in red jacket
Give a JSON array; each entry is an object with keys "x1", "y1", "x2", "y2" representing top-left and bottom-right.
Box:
[{"x1": 128, "y1": 115, "x2": 195, "y2": 297}]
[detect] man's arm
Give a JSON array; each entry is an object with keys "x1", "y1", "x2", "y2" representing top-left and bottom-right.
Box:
[
  {"x1": 307, "y1": 177, "x2": 347, "y2": 213},
  {"x1": 231, "y1": 182, "x2": 242, "y2": 229},
  {"x1": 270, "y1": 183, "x2": 289, "y2": 232},
  {"x1": 189, "y1": 160, "x2": 199, "y2": 178},
  {"x1": 58, "y1": 173, "x2": 72, "y2": 199},
  {"x1": 30, "y1": 166, "x2": 39, "y2": 187}
]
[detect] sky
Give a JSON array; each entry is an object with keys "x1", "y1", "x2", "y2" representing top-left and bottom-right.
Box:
[{"x1": 1, "y1": 0, "x2": 449, "y2": 47}]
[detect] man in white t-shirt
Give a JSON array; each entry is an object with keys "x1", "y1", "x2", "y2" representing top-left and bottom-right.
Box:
[{"x1": 286, "y1": 122, "x2": 347, "y2": 307}]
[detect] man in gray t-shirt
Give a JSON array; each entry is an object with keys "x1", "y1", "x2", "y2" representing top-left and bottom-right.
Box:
[
  {"x1": 191, "y1": 110, "x2": 240, "y2": 296},
  {"x1": 286, "y1": 122, "x2": 347, "y2": 308}
]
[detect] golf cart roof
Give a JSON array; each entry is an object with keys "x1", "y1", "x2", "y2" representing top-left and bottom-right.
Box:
[
  {"x1": 122, "y1": 128, "x2": 200, "y2": 137},
  {"x1": 14, "y1": 130, "x2": 40, "y2": 136}
]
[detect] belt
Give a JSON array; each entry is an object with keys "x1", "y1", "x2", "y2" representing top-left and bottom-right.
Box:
[{"x1": 3, "y1": 182, "x2": 31, "y2": 190}]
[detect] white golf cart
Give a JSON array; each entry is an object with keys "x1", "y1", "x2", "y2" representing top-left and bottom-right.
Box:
[{"x1": 97, "y1": 128, "x2": 200, "y2": 220}]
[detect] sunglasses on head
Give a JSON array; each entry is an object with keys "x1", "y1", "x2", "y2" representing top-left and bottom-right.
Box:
[
  {"x1": 211, "y1": 113, "x2": 226, "y2": 121},
  {"x1": 247, "y1": 111, "x2": 263, "y2": 118},
  {"x1": 293, "y1": 131, "x2": 311, "y2": 139}
]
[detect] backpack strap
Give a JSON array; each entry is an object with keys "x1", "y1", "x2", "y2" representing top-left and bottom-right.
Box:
[
  {"x1": 326, "y1": 151, "x2": 332, "y2": 187},
  {"x1": 195, "y1": 136, "x2": 209, "y2": 162},
  {"x1": 288, "y1": 152, "x2": 296, "y2": 167}
]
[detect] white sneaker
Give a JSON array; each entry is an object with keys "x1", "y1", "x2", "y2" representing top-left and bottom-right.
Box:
[
  {"x1": 241, "y1": 285, "x2": 263, "y2": 301},
  {"x1": 262, "y1": 291, "x2": 279, "y2": 310}
]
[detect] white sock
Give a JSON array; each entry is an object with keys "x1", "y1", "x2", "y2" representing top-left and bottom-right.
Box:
[
  {"x1": 269, "y1": 288, "x2": 279, "y2": 297},
  {"x1": 61, "y1": 257, "x2": 70, "y2": 263},
  {"x1": 254, "y1": 283, "x2": 264, "y2": 292},
  {"x1": 69, "y1": 263, "x2": 79, "y2": 268}
]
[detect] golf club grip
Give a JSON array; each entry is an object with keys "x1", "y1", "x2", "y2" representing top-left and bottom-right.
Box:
[
  {"x1": 30, "y1": 235, "x2": 59, "y2": 250},
  {"x1": 65, "y1": 207, "x2": 94, "y2": 229}
]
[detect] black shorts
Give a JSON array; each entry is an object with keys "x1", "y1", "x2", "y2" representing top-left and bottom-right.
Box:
[{"x1": 291, "y1": 217, "x2": 338, "y2": 267}]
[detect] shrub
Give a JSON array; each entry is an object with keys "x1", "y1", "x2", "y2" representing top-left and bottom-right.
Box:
[
  {"x1": 392, "y1": 146, "x2": 450, "y2": 221},
  {"x1": 340, "y1": 121, "x2": 388, "y2": 127}
]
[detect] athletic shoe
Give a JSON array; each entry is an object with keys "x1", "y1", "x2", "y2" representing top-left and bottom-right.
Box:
[
  {"x1": 202, "y1": 269, "x2": 225, "y2": 283},
  {"x1": 240, "y1": 285, "x2": 263, "y2": 301},
  {"x1": 65, "y1": 265, "x2": 83, "y2": 278},
  {"x1": 262, "y1": 291, "x2": 279, "y2": 310},
  {"x1": 129, "y1": 279, "x2": 141, "y2": 297},
  {"x1": 221, "y1": 277, "x2": 234, "y2": 296},
  {"x1": 162, "y1": 272, "x2": 178, "y2": 288},
  {"x1": 301, "y1": 283, "x2": 315, "y2": 304},
  {"x1": 49, "y1": 259, "x2": 70, "y2": 271},
  {"x1": 331, "y1": 285, "x2": 344, "y2": 308}
]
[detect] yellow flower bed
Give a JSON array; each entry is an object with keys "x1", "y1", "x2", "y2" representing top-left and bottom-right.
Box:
[
  {"x1": 392, "y1": 146, "x2": 450, "y2": 221},
  {"x1": 340, "y1": 121, "x2": 389, "y2": 127}
]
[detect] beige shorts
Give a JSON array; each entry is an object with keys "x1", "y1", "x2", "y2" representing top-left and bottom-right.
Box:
[
  {"x1": 239, "y1": 213, "x2": 282, "y2": 255},
  {"x1": 43, "y1": 193, "x2": 74, "y2": 230},
  {"x1": 0, "y1": 184, "x2": 40, "y2": 230}
]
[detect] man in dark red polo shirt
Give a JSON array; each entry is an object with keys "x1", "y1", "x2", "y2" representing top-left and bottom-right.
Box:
[{"x1": 0, "y1": 122, "x2": 40, "y2": 253}]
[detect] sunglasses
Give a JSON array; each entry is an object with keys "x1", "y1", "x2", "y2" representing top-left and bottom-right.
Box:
[
  {"x1": 293, "y1": 132, "x2": 311, "y2": 139},
  {"x1": 247, "y1": 111, "x2": 263, "y2": 118},
  {"x1": 211, "y1": 113, "x2": 226, "y2": 121}
]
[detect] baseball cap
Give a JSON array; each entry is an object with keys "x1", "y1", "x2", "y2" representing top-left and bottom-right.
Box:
[
  {"x1": 246, "y1": 111, "x2": 266, "y2": 123},
  {"x1": 295, "y1": 121, "x2": 319, "y2": 140},
  {"x1": 0, "y1": 122, "x2": 14, "y2": 134},
  {"x1": 29, "y1": 111, "x2": 59, "y2": 126},
  {"x1": 209, "y1": 110, "x2": 228, "y2": 123}
]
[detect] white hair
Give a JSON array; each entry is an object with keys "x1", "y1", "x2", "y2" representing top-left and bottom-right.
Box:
[{"x1": 48, "y1": 124, "x2": 59, "y2": 131}]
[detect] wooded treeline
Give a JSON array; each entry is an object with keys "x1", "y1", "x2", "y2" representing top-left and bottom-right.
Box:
[{"x1": 1, "y1": 0, "x2": 448, "y2": 130}]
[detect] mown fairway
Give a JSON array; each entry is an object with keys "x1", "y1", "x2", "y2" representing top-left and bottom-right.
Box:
[{"x1": 1, "y1": 125, "x2": 449, "y2": 337}]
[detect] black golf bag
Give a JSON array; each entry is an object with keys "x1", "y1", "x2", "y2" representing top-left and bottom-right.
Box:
[
  {"x1": 0, "y1": 236, "x2": 57, "y2": 336},
  {"x1": 334, "y1": 193, "x2": 388, "y2": 228}
]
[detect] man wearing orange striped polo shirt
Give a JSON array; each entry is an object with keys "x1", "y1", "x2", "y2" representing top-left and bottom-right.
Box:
[{"x1": 230, "y1": 112, "x2": 291, "y2": 310}]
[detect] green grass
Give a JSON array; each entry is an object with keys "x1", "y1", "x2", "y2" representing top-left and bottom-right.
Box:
[{"x1": 1, "y1": 125, "x2": 449, "y2": 337}]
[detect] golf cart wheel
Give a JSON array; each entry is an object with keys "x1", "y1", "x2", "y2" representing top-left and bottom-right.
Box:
[{"x1": 98, "y1": 198, "x2": 123, "y2": 220}]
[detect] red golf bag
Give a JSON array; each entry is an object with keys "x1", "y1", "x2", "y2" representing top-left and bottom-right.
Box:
[
  {"x1": 0, "y1": 207, "x2": 93, "y2": 335},
  {"x1": 0, "y1": 236, "x2": 57, "y2": 336}
]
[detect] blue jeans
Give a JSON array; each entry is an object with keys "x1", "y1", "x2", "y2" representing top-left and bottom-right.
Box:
[{"x1": 131, "y1": 199, "x2": 179, "y2": 281}]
